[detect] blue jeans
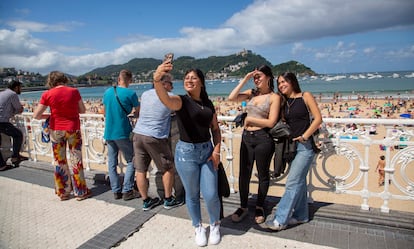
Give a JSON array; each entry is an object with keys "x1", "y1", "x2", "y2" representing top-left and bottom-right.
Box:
[
  {"x1": 0, "y1": 122, "x2": 24, "y2": 165},
  {"x1": 106, "y1": 139, "x2": 135, "y2": 194},
  {"x1": 274, "y1": 139, "x2": 315, "y2": 225},
  {"x1": 175, "y1": 140, "x2": 220, "y2": 227}
]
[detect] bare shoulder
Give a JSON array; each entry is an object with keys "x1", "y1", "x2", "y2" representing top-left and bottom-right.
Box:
[
  {"x1": 270, "y1": 92, "x2": 281, "y2": 101},
  {"x1": 302, "y1": 91, "x2": 316, "y2": 104}
]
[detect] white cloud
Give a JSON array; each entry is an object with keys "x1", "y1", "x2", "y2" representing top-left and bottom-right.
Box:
[
  {"x1": 15, "y1": 8, "x2": 30, "y2": 15},
  {"x1": 363, "y1": 47, "x2": 376, "y2": 54},
  {"x1": 7, "y1": 20, "x2": 82, "y2": 32},
  {"x1": 386, "y1": 45, "x2": 414, "y2": 59},
  {"x1": 0, "y1": 0, "x2": 413, "y2": 75},
  {"x1": 0, "y1": 29, "x2": 45, "y2": 56}
]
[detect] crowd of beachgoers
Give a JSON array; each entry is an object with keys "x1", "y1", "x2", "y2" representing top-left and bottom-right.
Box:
[{"x1": 21, "y1": 92, "x2": 413, "y2": 121}]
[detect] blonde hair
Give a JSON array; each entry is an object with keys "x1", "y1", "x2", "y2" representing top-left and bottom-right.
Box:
[{"x1": 46, "y1": 71, "x2": 68, "y2": 89}]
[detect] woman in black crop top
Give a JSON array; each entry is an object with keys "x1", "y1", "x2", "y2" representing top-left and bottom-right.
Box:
[
  {"x1": 228, "y1": 65, "x2": 281, "y2": 224},
  {"x1": 153, "y1": 61, "x2": 222, "y2": 247},
  {"x1": 265, "y1": 72, "x2": 322, "y2": 231}
]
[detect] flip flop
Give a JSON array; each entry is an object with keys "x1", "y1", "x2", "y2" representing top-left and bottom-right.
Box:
[{"x1": 255, "y1": 207, "x2": 265, "y2": 224}]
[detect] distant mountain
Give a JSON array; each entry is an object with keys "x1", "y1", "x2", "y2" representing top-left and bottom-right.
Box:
[{"x1": 80, "y1": 50, "x2": 316, "y2": 83}]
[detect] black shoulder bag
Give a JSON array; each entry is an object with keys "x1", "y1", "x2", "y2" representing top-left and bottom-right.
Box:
[
  {"x1": 113, "y1": 86, "x2": 129, "y2": 116},
  {"x1": 113, "y1": 86, "x2": 134, "y2": 139}
]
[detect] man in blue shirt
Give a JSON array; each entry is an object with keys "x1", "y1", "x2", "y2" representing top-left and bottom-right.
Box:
[
  {"x1": 103, "y1": 70, "x2": 140, "y2": 200},
  {"x1": 133, "y1": 73, "x2": 183, "y2": 211},
  {"x1": 0, "y1": 81, "x2": 28, "y2": 170}
]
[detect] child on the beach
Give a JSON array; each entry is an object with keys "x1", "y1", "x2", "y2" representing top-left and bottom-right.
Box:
[{"x1": 375, "y1": 155, "x2": 386, "y2": 186}]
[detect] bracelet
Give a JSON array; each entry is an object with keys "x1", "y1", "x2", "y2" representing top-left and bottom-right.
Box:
[{"x1": 301, "y1": 135, "x2": 307, "y2": 141}]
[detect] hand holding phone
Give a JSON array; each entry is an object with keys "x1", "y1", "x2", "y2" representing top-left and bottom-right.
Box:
[{"x1": 164, "y1": 53, "x2": 174, "y2": 64}]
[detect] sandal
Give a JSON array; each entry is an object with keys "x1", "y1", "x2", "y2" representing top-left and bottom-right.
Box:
[
  {"x1": 76, "y1": 189, "x2": 92, "y2": 201},
  {"x1": 255, "y1": 207, "x2": 265, "y2": 224},
  {"x1": 231, "y1": 208, "x2": 248, "y2": 223},
  {"x1": 59, "y1": 194, "x2": 70, "y2": 201}
]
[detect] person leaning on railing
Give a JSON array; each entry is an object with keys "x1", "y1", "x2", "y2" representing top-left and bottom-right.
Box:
[{"x1": 33, "y1": 71, "x2": 92, "y2": 201}]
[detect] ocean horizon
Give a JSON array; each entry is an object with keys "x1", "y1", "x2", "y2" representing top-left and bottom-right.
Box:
[{"x1": 20, "y1": 70, "x2": 414, "y2": 102}]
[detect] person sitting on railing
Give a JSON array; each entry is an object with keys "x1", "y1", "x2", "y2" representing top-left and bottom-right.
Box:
[{"x1": 0, "y1": 80, "x2": 28, "y2": 171}]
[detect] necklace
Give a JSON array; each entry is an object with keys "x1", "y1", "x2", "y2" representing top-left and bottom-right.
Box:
[
  {"x1": 194, "y1": 99, "x2": 204, "y2": 110},
  {"x1": 287, "y1": 97, "x2": 296, "y2": 114}
]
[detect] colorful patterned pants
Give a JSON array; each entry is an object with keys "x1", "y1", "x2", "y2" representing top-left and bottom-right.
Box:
[{"x1": 50, "y1": 130, "x2": 89, "y2": 198}]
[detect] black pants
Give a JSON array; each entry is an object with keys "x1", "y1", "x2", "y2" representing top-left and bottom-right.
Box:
[
  {"x1": 0, "y1": 122, "x2": 24, "y2": 165},
  {"x1": 239, "y1": 129, "x2": 274, "y2": 208}
]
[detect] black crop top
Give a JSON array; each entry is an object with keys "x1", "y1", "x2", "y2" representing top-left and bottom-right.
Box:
[
  {"x1": 284, "y1": 96, "x2": 310, "y2": 138},
  {"x1": 175, "y1": 95, "x2": 215, "y2": 143}
]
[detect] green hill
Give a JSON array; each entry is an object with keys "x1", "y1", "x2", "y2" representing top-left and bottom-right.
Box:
[{"x1": 79, "y1": 50, "x2": 316, "y2": 84}]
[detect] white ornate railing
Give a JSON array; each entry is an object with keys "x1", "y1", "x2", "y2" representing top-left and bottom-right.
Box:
[{"x1": 5, "y1": 113, "x2": 414, "y2": 213}]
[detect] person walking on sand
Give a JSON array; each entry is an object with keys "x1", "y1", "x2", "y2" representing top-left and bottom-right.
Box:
[
  {"x1": 133, "y1": 73, "x2": 183, "y2": 211},
  {"x1": 153, "y1": 60, "x2": 222, "y2": 247},
  {"x1": 228, "y1": 65, "x2": 280, "y2": 224},
  {"x1": 33, "y1": 71, "x2": 92, "y2": 201},
  {"x1": 103, "y1": 69, "x2": 140, "y2": 201},
  {"x1": 265, "y1": 72, "x2": 322, "y2": 231},
  {"x1": 375, "y1": 155, "x2": 386, "y2": 186}
]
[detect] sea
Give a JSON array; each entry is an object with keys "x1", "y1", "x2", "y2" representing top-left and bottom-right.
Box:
[{"x1": 20, "y1": 71, "x2": 414, "y2": 102}]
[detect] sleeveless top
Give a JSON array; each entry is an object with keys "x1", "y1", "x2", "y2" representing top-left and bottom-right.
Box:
[
  {"x1": 284, "y1": 96, "x2": 310, "y2": 138},
  {"x1": 246, "y1": 94, "x2": 270, "y2": 119},
  {"x1": 175, "y1": 95, "x2": 215, "y2": 143}
]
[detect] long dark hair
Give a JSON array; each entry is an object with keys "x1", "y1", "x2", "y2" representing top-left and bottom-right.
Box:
[
  {"x1": 252, "y1": 65, "x2": 274, "y2": 96},
  {"x1": 277, "y1": 72, "x2": 301, "y2": 94},
  {"x1": 184, "y1": 68, "x2": 209, "y2": 103},
  {"x1": 277, "y1": 72, "x2": 302, "y2": 120}
]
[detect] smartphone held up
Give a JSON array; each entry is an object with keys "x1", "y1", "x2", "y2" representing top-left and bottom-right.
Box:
[{"x1": 164, "y1": 53, "x2": 174, "y2": 64}]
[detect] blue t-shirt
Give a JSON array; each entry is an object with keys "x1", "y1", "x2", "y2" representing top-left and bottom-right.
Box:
[
  {"x1": 103, "y1": 86, "x2": 139, "y2": 140},
  {"x1": 133, "y1": 88, "x2": 172, "y2": 139}
]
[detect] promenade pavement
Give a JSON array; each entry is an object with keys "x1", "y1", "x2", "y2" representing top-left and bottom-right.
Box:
[{"x1": 1, "y1": 160, "x2": 413, "y2": 249}]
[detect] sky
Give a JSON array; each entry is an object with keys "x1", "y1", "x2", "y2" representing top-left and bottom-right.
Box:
[{"x1": 0, "y1": 0, "x2": 414, "y2": 76}]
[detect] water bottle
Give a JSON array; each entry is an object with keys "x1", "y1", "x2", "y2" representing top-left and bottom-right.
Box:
[
  {"x1": 241, "y1": 101, "x2": 247, "y2": 112},
  {"x1": 41, "y1": 118, "x2": 50, "y2": 143}
]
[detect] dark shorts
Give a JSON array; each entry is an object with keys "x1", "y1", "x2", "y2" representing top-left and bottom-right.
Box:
[{"x1": 133, "y1": 133, "x2": 174, "y2": 173}]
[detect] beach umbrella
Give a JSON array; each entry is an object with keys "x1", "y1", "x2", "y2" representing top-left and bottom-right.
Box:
[
  {"x1": 348, "y1": 107, "x2": 356, "y2": 111},
  {"x1": 400, "y1": 113, "x2": 411, "y2": 118}
]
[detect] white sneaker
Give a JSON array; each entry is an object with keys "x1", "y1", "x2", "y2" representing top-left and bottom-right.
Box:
[
  {"x1": 195, "y1": 225, "x2": 207, "y2": 247},
  {"x1": 265, "y1": 218, "x2": 287, "y2": 231},
  {"x1": 209, "y1": 223, "x2": 221, "y2": 245}
]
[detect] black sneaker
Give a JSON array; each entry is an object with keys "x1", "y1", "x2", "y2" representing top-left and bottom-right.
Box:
[
  {"x1": 114, "y1": 192, "x2": 122, "y2": 200},
  {"x1": 142, "y1": 197, "x2": 161, "y2": 211},
  {"x1": 123, "y1": 190, "x2": 140, "y2": 201},
  {"x1": 164, "y1": 196, "x2": 184, "y2": 210}
]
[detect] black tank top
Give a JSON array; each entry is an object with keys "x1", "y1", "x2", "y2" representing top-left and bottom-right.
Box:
[
  {"x1": 284, "y1": 96, "x2": 310, "y2": 138},
  {"x1": 175, "y1": 95, "x2": 215, "y2": 143}
]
